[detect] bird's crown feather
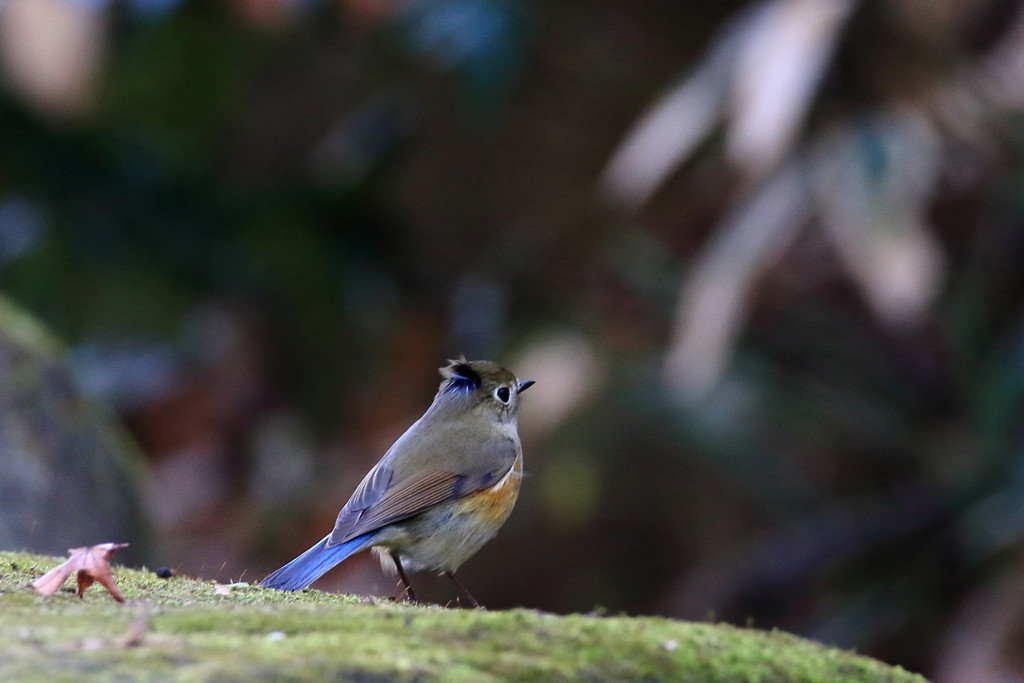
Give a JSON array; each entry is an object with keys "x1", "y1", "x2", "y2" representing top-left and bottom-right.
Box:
[{"x1": 440, "y1": 357, "x2": 483, "y2": 393}]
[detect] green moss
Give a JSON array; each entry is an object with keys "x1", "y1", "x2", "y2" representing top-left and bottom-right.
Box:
[{"x1": 0, "y1": 550, "x2": 928, "y2": 682}]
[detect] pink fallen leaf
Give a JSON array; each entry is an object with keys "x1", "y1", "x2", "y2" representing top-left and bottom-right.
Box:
[{"x1": 31, "y1": 543, "x2": 130, "y2": 603}]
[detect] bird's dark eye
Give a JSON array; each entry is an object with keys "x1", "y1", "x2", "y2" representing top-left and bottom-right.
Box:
[{"x1": 495, "y1": 387, "x2": 511, "y2": 404}]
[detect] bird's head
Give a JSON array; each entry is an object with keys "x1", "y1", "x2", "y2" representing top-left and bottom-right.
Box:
[{"x1": 435, "y1": 357, "x2": 534, "y2": 423}]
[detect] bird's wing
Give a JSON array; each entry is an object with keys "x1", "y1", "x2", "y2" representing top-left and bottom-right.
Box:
[
  {"x1": 327, "y1": 437, "x2": 517, "y2": 546},
  {"x1": 329, "y1": 462, "x2": 395, "y2": 544}
]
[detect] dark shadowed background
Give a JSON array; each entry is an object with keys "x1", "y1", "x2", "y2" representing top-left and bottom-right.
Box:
[{"x1": 3, "y1": 0, "x2": 1024, "y2": 679}]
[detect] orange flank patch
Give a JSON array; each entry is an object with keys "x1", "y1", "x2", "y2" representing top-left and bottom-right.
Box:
[{"x1": 459, "y1": 454, "x2": 523, "y2": 524}]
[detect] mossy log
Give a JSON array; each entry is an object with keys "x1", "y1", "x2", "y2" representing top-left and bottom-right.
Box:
[{"x1": 0, "y1": 550, "x2": 927, "y2": 682}]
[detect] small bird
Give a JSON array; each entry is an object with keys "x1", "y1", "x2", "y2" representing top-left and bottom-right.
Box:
[{"x1": 259, "y1": 358, "x2": 533, "y2": 606}]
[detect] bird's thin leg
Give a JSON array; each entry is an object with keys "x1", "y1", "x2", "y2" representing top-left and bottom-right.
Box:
[
  {"x1": 444, "y1": 571, "x2": 480, "y2": 608},
  {"x1": 390, "y1": 552, "x2": 417, "y2": 602}
]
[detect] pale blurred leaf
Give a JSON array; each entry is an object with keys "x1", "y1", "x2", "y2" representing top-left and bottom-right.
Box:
[
  {"x1": 513, "y1": 332, "x2": 602, "y2": 437},
  {"x1": 600, "y1": 0, "x2": 855, "y2": 208},
  {"x1": 598, "y1": 18, "x2": 742, "y2": 208},
  {"x1": 970, "y1": 9, "x2": 1024, "y2": 112},
  {"x1": 727, "y1": 0, "x2": 856, "y2": 176},
  {"x1": 665, "y1": 160, "x2": 810, "y2": 400},
  {"x1": 814, "y1": 110, "x2": 944, "y2": 326},
  {"x1": 0, "y1": 0, "x2": 105, "y2": 118}
]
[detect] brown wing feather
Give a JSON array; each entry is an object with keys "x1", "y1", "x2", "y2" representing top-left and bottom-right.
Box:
[
  {"x1": 329, "y1": 463, "x2": 394, "y2": 544},
  {"x1": 349, "y1": 470, "x2": 461, "y2": 537},
  {"x1": 327, "y1": 422, "x2": 520, "y2": 547},
  {"x1": 327, "y1": 465, "x2": 513, "y2": 546}
]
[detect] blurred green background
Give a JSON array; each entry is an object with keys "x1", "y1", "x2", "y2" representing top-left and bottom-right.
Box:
[{"x1": 3, "y1": 0, "x2": 1024, "y2": 678}]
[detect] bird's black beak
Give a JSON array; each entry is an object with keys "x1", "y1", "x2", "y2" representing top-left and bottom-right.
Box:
[{"x1": 518, "y1": 380, "x2": 535, "y2": 393}]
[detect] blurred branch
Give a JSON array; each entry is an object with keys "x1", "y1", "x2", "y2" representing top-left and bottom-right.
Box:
[
  {"x1": 599, "y1": 0, "x2": 856, "y2": 208},
  {"x1": 604, "y1": 0, "x2": 1024, "y2": 399},
  {"x1": 664, "y1": 159, "x2": 810, "y2": 400}
]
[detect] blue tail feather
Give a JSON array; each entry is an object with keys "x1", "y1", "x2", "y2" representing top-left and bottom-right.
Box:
[{"x1": 259, "y1": 531, "x2": 380, "y2": 591}]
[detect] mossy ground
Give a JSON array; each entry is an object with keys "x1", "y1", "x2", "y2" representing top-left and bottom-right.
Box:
[{"x1": 0, "y1": 550, "x2": 927, "y2": 682}]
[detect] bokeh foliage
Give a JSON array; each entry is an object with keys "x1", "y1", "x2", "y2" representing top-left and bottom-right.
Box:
[{"x1": 3, "y1": 1, "x2": 1024, "y2": 679}]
